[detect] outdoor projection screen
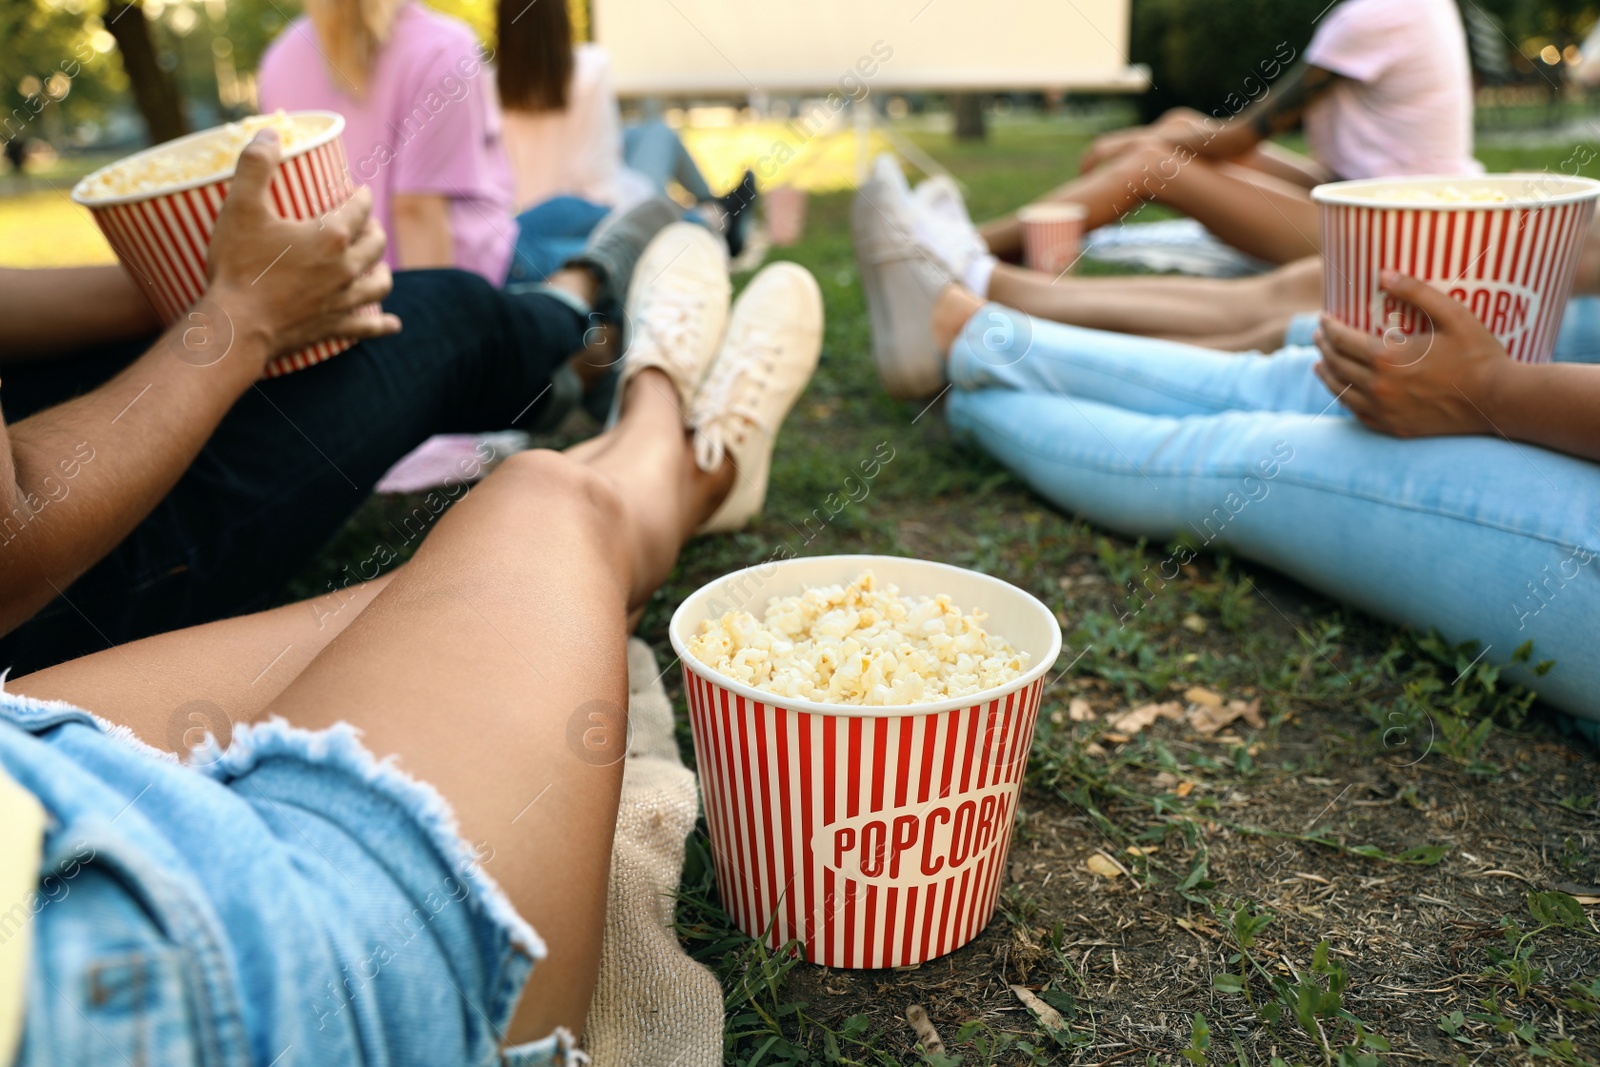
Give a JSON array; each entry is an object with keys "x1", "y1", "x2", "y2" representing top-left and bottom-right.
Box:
[{"x1": 592, "y1": 0, "x2": 1147, "y2": 96}]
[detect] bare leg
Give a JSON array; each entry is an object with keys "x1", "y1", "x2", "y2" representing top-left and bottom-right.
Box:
[
  {"x1": 985, "y1": 255, "x2": 1322, "y2": 341},
  {"x1": 8, "y1": 267, "x2": 632, "y2": 737},
  {"x1": 980, "y1": 144, "x2": 1322, "y2": 265},
  {"x1": 1231, "y1": 142, "x2": 1335, "y2": 189},
  {"x1": 11, "y1": 367, "x2": 734, "y2": 1046},
  {"x1": 259, "y1": 367, "x2": 730, "y2": 1044},
  {"x1": 9, "y1": 575, "x2": 394, "y2": 746}
]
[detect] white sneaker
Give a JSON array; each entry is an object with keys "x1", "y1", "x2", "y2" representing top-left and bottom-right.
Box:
[
  {"x1": 690, "y1": 262, "x2": 823, "y2": 534},
  {"x1": 612, "y1": 223, "x2": 731, "y2": 422},
  {"x1": 912, "y1": 176, "x2": 996, "y2": 296},
  {"x1": 869, "y1": 154, "x2": 916, "y2": 226}
]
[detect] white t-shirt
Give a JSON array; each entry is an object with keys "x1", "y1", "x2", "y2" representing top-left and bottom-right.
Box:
[
  {"x1": 1303, "y1": 0, "x2": 1483, "y2": 179},
  {"x1": 501, "y1": 44, "x2": 652, "y2": 212}
]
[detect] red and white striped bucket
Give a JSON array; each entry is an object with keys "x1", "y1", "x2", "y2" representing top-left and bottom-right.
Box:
[
  {"x1": 1314, "y1": 174, "x2": 1600, "y2": 364},
  {"x1": 1018, "y1": 202, "x2": 1088, "y2": 275},
  {"x1": 71, "y1": 111, "x2": 375, "y2": 378},
  {"x1": 670, "y1": 555, "x2": 1062, "y2": 969}
]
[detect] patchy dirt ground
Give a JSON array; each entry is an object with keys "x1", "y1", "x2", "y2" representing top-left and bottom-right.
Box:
[{"x1": 294, "y1": 121, "x2": 1600, "y2": 1065}]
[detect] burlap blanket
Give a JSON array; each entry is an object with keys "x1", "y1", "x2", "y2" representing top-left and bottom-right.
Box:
[{"x1": 581, "y1": 639, "x2": 723, "y2": 1066}]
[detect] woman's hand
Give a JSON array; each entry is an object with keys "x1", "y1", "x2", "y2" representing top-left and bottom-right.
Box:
[
  {"x1": 1079, "y1": 127, "x2": 1172, "y2": 174},
  {"x1": 1313, "y1": 271, "x2": 1514, "y2": 438}
]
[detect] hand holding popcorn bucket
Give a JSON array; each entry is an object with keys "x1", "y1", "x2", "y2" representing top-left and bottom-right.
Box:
[
  {"x1": 1313, "y1": 174, "x2": 1600, "y2": 364},
  {"x1": 670, "y1": 556, "x2": 1062, "y2": 968},
  {"x1": 71, "y1": 111, "x2": 378, "y2": 378}
]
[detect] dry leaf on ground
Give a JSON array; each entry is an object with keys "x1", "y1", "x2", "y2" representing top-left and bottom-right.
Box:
[
  {"x1": 1086, "y1": 853, "x2": 1126, "y2": 879},
  {"x1": 905, "y1": 1005, "x2": 944, "y2": 1054},
  {"x1": 1184, "y1": 686, "x2": 1224, "y2": 707},
  {"x1": 1190, "y1": 697, "x2": 1265, "y2": 735},
  {"x1": 1068, "y1": 698, "x2": 1096, "y2": 722},
  {"x1": 1010, "y1": 985, "x2": 1067, "y2": 1032},
  {"x1": 1110, "y1": 701, "x2": 1185, "y2": 734}
]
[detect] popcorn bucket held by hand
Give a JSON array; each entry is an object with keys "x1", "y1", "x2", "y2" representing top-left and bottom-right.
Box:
[
  {"x1": 71, "y1": 111, "x2": 377, "y2": 378},
  {"x1": 670, "y1": 555, "x2": 1062, "y2": 969},
  {"x1": 1313, "y1": 174, "x2": 1600, "y2": 364}
]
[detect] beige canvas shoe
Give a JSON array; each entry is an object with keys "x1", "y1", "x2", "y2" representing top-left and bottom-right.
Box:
[
  {"x1": 612, "y1": 223, "x2": 731, "y2": 422},
  {"x1": 852, "y1": 175, "x2": 956, "y2": 400},
  {"x1": 690, "y1": 262, "x2": 824, "y2": 534}
]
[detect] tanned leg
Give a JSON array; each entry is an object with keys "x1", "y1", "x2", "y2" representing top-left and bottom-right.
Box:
[
  {"x1": 257, "y1": 368, "x2": 730, "y2": 1044},
  {"x1": 980, "y1": 144, "x2": 1321, "y2": 265},
  {"x1": 985, "y1": 256, "x2": 1323, "y2": 341}
]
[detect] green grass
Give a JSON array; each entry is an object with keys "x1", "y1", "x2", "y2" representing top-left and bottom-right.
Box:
[
  {"x1": 3, "y1": 115, "x2": 1597, "y2": 1066},
  {"x1": 276, "y1": 119, "x2": 1600, "y2": 1066}
]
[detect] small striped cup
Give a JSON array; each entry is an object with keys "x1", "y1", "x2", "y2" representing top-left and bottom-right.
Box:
[
  {"x1": 670, "y1": 555, "x2": 1062, "y2": 969},
  {"x1": 1313, "y1": 174, "x2": 1600, "y2": 364},
  {"x1": 1018, "y1": 201, "x2": 1088, "y2": 275},
  {"x1": 71, "y1": 111, "x2": 376, "y2": 378}
]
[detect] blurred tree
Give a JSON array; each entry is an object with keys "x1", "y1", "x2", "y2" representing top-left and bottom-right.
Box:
[
  {"x1": 1, "y1": 0, "x2": 129, "y2": 148},
  {"x1": 1130, "y1": 0, "x2": 1328, "y2": 121},
  {"x1": 105, "y1": 0, "x2": 185, "y2": 139}
]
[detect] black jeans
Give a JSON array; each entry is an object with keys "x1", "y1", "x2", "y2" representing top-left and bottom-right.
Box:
[{"x1": 0, "y1": 269, "x2": 584, "y2": 674}]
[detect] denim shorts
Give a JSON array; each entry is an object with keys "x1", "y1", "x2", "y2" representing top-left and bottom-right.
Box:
[
  {"x1": 0, "y1": 688, "x2": 578, "y2": 1067},
  {"x1": 1284, "y1": 295, "x2": 1600, "y2": 363}
]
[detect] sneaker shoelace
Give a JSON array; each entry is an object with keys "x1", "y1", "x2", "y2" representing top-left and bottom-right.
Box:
[
  {"x1": 692, "y1": 326, "x2": 784, "y2": 472},
  {"x1": 631, "y1": 284, "x2": 711, "y2": 390}
]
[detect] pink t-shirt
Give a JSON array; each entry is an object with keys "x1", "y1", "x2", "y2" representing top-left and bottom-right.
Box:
[
  {"x1": 1303, "y1": 0, "x2": 1483, "y2": 180},
  {"x1": 258, "y1": 2, "x2": 517, "y2": 284}
]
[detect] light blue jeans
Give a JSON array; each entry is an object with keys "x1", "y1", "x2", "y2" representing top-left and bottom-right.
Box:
[
  {"x1": 505, "y1": 120, "x2": 715, "y2": 287},
  {"x1": 946, "y1": 305, "x2": 1600, "y2": 724}
]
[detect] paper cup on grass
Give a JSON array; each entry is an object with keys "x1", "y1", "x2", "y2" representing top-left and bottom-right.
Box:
[
  {"x1": 1313, "y1": 174, "x2": 1600, "y2": 364},
  {"x1": 765, "y1": 184, "x2": 808, "y2": 246},
  {"x1": 670, "y1": 554, "x2": 1062, "y2": 969},
  {"x1": 71, "y1": 111, "x2": 376, "y2": 378},
  {"x1": 1019, "y1": 201, "x2": 1088, "y2": 275}
]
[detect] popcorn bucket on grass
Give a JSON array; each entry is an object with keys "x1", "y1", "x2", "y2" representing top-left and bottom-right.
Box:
[
  {"x1": 1313, "y1": 174, "x2": 1600, "y2": 364},
  {"x1": 1019, "y1": 201, "x2": 1088, "y2": 275},
  {"x1": 670, "y1": 555, "x2": 1062, "y2": 969},
  {"x1": 71, "y1": 111, "x2": 376, "y2": 378}
]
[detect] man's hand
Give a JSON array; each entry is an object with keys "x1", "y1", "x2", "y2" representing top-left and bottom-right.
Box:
[
  {"x1": 206, "y1": 129, "x2": 401, "y2": 371},
  {"x1": 1313, "y1": 271, "x2": 1513, "y2": 438}
]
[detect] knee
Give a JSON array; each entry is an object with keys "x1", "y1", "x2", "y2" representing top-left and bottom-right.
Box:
[
  {"x1": 1115, "y1": 142, "x2": 1184, "y2": 193},
  {"x1": 391, "y1": 267, "x2": 501, "y2": 321},
  {"x1": 491, "y1": 450, "x2": 628, "y2": 537}
]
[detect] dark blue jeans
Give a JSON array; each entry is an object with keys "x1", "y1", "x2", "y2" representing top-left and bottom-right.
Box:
[{"x1": 0, "y1": 269, "x2": 585, "y2": 673}]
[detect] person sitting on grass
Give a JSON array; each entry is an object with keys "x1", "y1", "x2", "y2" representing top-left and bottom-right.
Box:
[
  {"x1": 495, "y1": 0, "x2": 759, "y2": 282},
  {"x1": 0, "y1": 128, "x2": 681, "y2": 674},
  {"x1": 257, "y1": 0, "x2": 517, "y2": 282},
  {"x1": 854, "y1": 176, "x2": 1600, "y2": 740},
  {"x1": 0, "y1": 219, "x2": 824, "y2": 1063},
  {"x1": 874, "y1": 163, "x2": 1600, "y2": 364},
  {"x1": 904, "y1": 0, "x2": 1482, "y2": 275}
]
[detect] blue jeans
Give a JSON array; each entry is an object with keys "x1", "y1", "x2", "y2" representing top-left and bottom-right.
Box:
[
  {"x1": 946, "y1": 307, "x2": 1600, "y2": 722},
  {"x1": 621, "y1": 119, "x2": 713, "y2": 201},
  {"x1": 506, "y1": 195, "x2": 613, "y2": 286},
  {"x1": 0, "y1": 270, "x2": 585, "y2": 673},
  {"x1": 506, "y1": 121, "x2": 715, "y2": 287},
  {"x1": 2, "y1": 691, "x2": 573, "y2": 1066}
]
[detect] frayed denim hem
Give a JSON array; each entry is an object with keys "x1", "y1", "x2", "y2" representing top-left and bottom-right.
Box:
[
  {"x1": 196, "y1": 717, "x2": 563, "y2": 1058},
  {"x1": 505, "y1": 1026, "x2": 589, "y2": 1066}
]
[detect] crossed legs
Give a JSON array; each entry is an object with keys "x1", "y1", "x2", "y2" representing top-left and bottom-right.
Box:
[
  {"x1": 985, "y1": 255, "x2": 1323, "y2": 350},
  {"x1": 10, "y1": 367, "x2": 733, "y2": 1046},
  {"x1": 979, "y1": 141, "x2": 1323, "y2": 266}
]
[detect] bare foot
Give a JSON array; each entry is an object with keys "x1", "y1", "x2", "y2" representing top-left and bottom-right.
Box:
[{"x1": 931, "y1": 283, "x2": 987, "y2": 354}]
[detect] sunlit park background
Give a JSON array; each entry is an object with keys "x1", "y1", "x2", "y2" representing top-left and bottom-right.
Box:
[{"x1": 6, "y1": 0, "x2": 1600, "y2": 1063}]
